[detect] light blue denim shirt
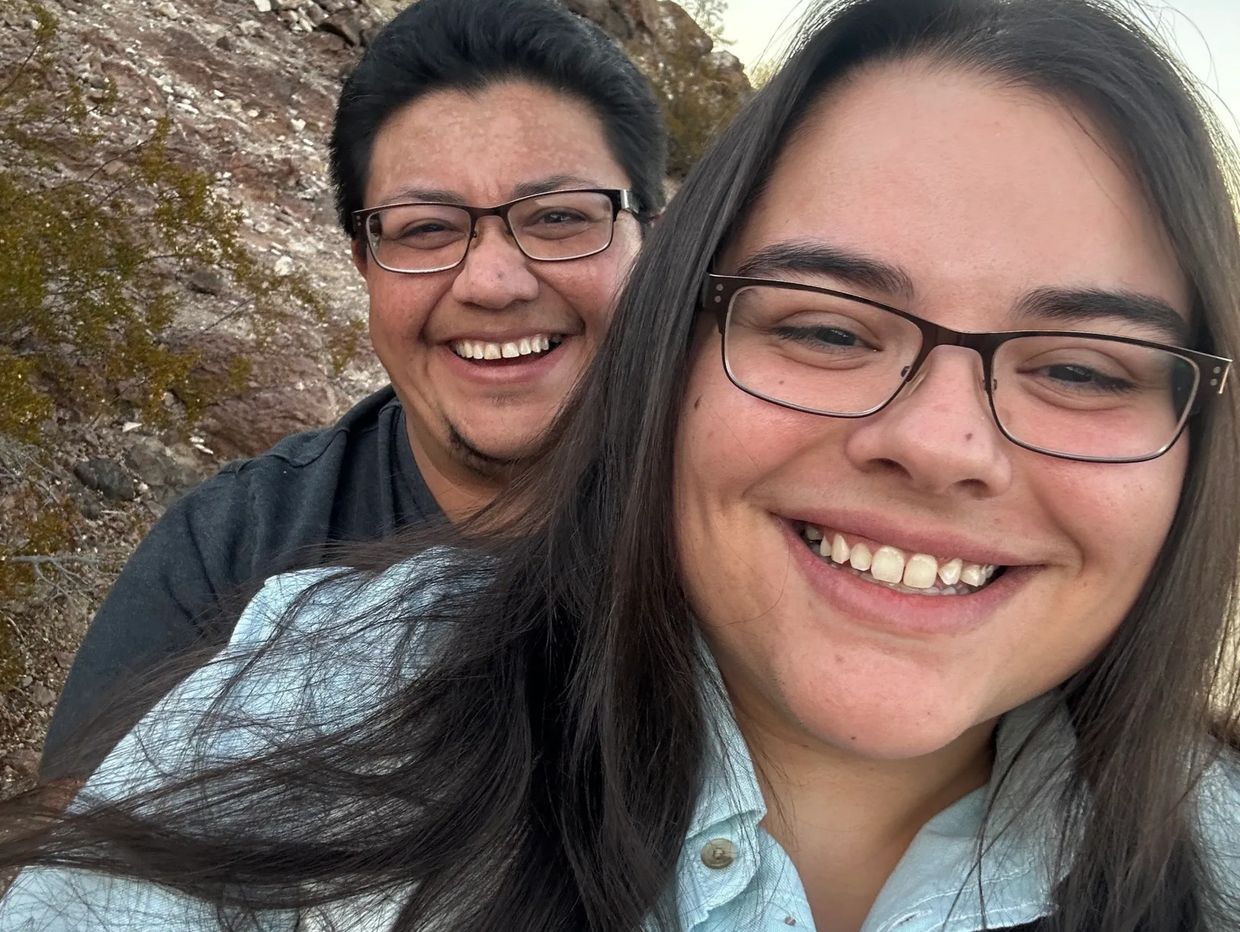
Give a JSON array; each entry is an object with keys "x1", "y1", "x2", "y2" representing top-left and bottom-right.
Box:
[{"x1": 4, "y1": 563, "x2": 1238, "y2": 931}]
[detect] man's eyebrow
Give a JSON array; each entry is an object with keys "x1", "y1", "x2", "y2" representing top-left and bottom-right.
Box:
[
  {"x1": 734, "y1": 241, "x2": 916, "y2": 301},
  {"x1": 509, "y1": 174, "x2": 601, "y2": 199},
  {"x1": 380, "y1": 185, "x2": 465, "y2": 206},
  {"x1": 1014, "y1": 288, "x2": 1190, "y2": 344},
  {"x1": 377, "y1": 174, "x2": 602, "y2": 207}
]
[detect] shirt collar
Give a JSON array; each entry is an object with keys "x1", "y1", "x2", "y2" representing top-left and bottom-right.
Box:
[
  {"x1": 676, "y1": 676, "x2": 1079, "y2": 932},
  {"x1": 863, "y1": 695, "x2": 1075, "y2": 931}
]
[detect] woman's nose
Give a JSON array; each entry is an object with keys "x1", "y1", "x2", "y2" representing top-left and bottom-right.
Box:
[{"x1": 842, "y1": 345, "x2": 1013, "y2": 497}]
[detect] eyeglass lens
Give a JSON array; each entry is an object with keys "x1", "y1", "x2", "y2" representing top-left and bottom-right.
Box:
[
  {"x1": 364, "y1": 191, "x2": 617, "y2": 272},
  {"x1": 722, "y1": 283, "x2": 1199, "y2": 461}
]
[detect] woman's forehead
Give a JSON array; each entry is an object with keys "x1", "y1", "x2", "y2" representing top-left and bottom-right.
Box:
[{"x1": 725, "y1": 61, "x2": 1189, "y2": 325}]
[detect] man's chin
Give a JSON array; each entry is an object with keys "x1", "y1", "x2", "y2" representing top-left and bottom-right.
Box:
[{"x1": 447, "y1": 424, "x2": 543, "y2": 473}]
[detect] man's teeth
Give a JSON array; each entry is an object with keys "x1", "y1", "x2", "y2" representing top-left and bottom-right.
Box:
[
  {"x1": 451, "y1": 334, "x2": 561, "y2": 360},
  {"x1": 804, "y1": 526, "x2": 999, "y2": 595}
]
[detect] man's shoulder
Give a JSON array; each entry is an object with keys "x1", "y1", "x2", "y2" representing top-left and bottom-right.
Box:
[{"x1": 171, "y1": 386, "x2": 402, "y2": 512}]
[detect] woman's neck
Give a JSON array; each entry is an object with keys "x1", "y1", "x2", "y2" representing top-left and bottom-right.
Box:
[{"x1": 738, "y1": 705, "x2": 996, "y2": 932}]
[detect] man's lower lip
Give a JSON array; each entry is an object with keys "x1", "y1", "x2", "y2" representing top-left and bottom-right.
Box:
[{"x1": 780, "y1": 519, "x2": 1028, "y2": 637}]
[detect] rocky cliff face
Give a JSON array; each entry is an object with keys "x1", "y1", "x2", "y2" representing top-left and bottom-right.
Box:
[{"x1": 0, "y1": 0, "x2": 749, "y2": 792}]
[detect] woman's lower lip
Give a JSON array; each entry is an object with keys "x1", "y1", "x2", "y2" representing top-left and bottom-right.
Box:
[
  {"x1": 438, "y1": 341, "x2": 571, "y2": 385},
  {"x1": 779, "y1": 519, "x2": 1030, "y2": 637}
]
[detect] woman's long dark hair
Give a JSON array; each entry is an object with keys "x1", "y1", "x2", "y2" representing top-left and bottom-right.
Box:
[{"x1": 4, "y1": 1, "x2": 1240, "y2": 930}]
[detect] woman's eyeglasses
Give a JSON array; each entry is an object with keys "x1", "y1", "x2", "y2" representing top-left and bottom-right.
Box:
[
  {"x1": 703, "y1": 273, "x2": 1232, "y2": 464},
  {"x1": 353, "y1": 188, "x2": 640, "y2": 274}
]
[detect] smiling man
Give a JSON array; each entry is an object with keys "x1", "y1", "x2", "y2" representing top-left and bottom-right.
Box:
[{"x1": 41, "y1": 0, "x2": 666, "y2": 778}]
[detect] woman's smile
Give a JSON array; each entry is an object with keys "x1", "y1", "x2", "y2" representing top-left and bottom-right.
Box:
[
  {"x1": 778, "y1": 515, "x2": 1038, "y2": 638},
  {"x1": 796, "y1": 521, "x2": 1005, "y2": 594}
]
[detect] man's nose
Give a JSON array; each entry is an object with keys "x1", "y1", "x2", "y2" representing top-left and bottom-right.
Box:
[{"x1": 449, "y1": 217, "x2": 540, "y2": 309}]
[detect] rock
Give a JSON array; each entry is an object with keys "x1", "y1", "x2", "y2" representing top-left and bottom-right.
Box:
[
  {"x1": 3, "y1": 748, "x2": 39, "y2": 776},
  {"x1": 73, "y1": 457, "x2": 137, "y2": 502},
  {"x1": 191, "y1": 335, "x2": 343, "y2": 460},
  {"x1": 124, "y1": 436, "x2": 201, "y2": 504},
  {"x1": 274, "y1": 255, "x2": 295, "y2": 276},
  {"x1": 565, "y1": 0, "x2": 635, "y2": 40},
  {"x1": 252, "y1": 0, "x2": 273, "y2": 12},
  {"x1": 215, "y1": 34, "x2": 235, "y2": 52},
  {"x1": 319, "y1": 11, "x2": 364, "y2": 46},
  {"x1": 30, "y1": 683, "x2": 57, "y2": 707},
  {"x1": 188, "y1": 267, "x2": 226, "y2": 295},
  {"x1": 52, "y1": 651, "x2": 76, "y2": 669},
  {"x1": 75, "y1": 492, "x2": 104, "y2": 520},
  {"x1": 17, "y1": 675, "x2": 31, "y2": 689}
]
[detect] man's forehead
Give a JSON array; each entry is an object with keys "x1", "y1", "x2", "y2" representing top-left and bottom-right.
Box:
[
  {"x1": 376, "y1": 174, "x2": 608, "y2": 208},
  {"x1": 361, "y1": 81, "x2": 629, "y2": 207}
]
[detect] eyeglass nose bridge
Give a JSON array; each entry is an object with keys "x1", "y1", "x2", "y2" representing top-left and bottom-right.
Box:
[
  {"x1": 896, "y1": 319, "x2": 1005, "y2": 402},
  {"x1": 462, "y1": 204, "x2": 523, "y2": 250}
]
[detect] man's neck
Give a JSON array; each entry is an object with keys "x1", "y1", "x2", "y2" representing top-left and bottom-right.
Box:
[
  {"x1": 739, "y1": 706, "x2": 995, "y2": 932},
  {"x1": 403, "y1": 412, "x2": 506, "y2": 524}
]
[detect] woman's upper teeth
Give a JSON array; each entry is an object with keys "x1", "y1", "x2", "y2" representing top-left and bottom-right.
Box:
[
  {"x1": 451, "y1": 333, "x2": 560, "y2": 360},
  {"x1": 803, "y1": 525, "x2": 998, "y2": 590}
]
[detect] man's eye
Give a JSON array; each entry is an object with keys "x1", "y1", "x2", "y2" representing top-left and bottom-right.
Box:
[
  {"x1": 531, "y1": 209, "x2": 588, "y2": 225},
  {"x1": 393, "y1": 221, "x2": 463, "y2": 244}
]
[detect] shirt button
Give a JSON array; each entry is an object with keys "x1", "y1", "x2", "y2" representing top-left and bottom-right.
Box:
[{"x1": 700, "y1": 837, "x2": 737, "y2": 869}]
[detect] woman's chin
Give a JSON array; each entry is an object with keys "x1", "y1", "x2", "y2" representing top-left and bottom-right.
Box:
[{"x1": 779, "y1": 685, "x2": 996, "y2": 763}]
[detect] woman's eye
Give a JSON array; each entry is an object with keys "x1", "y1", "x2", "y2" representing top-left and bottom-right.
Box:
[
  {"x1": 1038, "y1": 363, "x2": 1135, "y2": 394},
  {"x1": 773, "y1": 324, "x2": 869, "y2": 350}
]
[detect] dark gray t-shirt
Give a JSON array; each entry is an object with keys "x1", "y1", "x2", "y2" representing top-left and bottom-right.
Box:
[{"x1": 40, "y1": 386, "x2": 441, "y2": 778}]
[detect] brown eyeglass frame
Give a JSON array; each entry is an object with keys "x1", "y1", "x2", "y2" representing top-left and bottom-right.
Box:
[{"x1": 703, "y1": 273, "x2": 1233, "y2": 464}]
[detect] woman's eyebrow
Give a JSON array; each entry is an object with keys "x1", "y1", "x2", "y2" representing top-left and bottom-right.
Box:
[
  {"x1": 1014, "y1": 288, "x2": 1190, "y2": 343},
  {"x1": 734, "y1": 241, "x2": 916, "y2": 301}
]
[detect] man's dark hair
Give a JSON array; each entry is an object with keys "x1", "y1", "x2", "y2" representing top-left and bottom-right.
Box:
[{"x1": 329, "y1": 0, "x2": 667, "y2": 238}]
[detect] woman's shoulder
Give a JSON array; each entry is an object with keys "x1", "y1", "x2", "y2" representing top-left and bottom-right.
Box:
[
  {"x1": 80, "y1": 549, "x2": 476, "y2": 802},
  {"x1": 1198, "y1": 742, "x2": 1240, "y2": 897},
  {"x1": 234, "y1": 547, "x2": 467, "y2": 647}
]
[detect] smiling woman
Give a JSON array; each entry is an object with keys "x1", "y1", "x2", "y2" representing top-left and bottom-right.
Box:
[{"x1": 2, "y1": 0, "x2": 1240, "y2": 931}]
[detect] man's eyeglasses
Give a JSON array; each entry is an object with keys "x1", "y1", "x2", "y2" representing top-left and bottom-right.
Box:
[
  {"x1": 353, "y1": 188, "x2": 640, "y2": 274},
  {"x1": 703, "y1": 273, "x2": 1232, "y2": 464}
]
